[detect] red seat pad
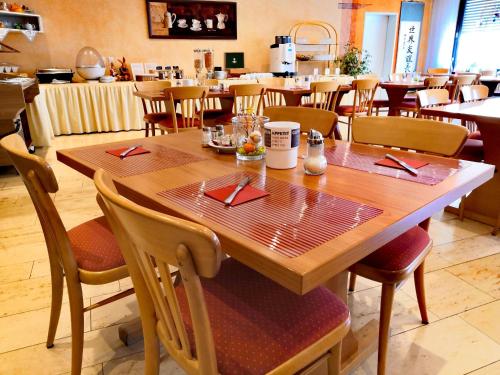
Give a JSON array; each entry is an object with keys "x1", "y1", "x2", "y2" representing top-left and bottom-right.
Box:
[
  {"x1": 459, "y1": 139, "x2": 484, "y2": 162},
  {"x1": 468, "y1": 131, "x2": 482, "y2": 140},
  {"x1": 398, "y1": 100, "x2": 418, "y2": 109},
  {"x1": 158, "y1": 114, "x2": 202, "y2": 129},
  {"x1": 68, "y1": 216, "x2": 125, "y2": 272},
  {"x1": 175, "y1": 258, "x2": 349, "y2": 374},
  {"x1": 143, "y1": 112, "x2": 169, "y2": 124},
  {"x1": 358, "y1": 226, "x2": 431, "y2": 271},
  {"x1": 372, "y1": 99, "x2": 390, "y2": 107},
  {"x1": 337, "y1": 105, "x2": 365, "y2": 115}
]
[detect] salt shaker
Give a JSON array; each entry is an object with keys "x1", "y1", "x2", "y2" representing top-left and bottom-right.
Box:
[
  {"x1": 304, "y1": 129, "x2": 327, "y2": 175},
  {"x1": 201, "y1": 127, "x2": 211, "y2": 147}
]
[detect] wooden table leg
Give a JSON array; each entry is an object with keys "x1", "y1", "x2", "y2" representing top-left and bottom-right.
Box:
[
  {"x1": 325, "y1": 271, "x2": 379, "y2": 374},
  {"x1": 386, "y1": 88, "x2": 410, "y2": 116},
  {"x1": 282, "y1": 92, "x2": 303, "y2": 107}
]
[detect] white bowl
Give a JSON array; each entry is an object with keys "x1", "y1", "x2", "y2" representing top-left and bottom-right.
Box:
[{"x1": 77, "y1": 66, "x2": 106, "y2": 80}]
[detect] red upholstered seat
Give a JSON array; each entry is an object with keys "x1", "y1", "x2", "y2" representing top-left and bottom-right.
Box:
[
  {"x1": 372, "y1": 99, "x2": 390, "y2": 108},
  {"x1": 175, "y1": 258, "x2": 349, "y2": 375},
  {"x1": 68, "y1": 216, "x2": 125, "y2": 272},
  {"x1": 468, "y1": 131, "x2": 482, "y2": 140},
  {"x1": 398, "y1": 100, "x2": 418, "y2": 109},
  {"x1": 358, "y1": 226, "x2": 431, "y2": 271},
  {"x1": 158, "y1": 114, "x2": 202, "y2": 129},
  {"x1": 337, "y1": 105, "x2": 365, "y2": 115},
  {"x1": 459, "y1": 138, "x2": 484, "y2": 162},
  {"x1": 143, "y1": 112, "x2": 169, "y2": 124}
]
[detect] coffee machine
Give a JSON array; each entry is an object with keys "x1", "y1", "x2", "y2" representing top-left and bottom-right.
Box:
[{"x1": 269, "y1": 35, "x2": 296, "y2": 77}]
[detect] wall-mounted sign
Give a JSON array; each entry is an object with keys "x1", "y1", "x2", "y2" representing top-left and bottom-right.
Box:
[{"x1": 395, "y1": 1, "x2": 425, "y2": 73}]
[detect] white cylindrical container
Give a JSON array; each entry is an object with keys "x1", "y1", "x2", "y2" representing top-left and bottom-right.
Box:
[{"x1": 264, "y1": 122, "x2": 300, "y2": 169}]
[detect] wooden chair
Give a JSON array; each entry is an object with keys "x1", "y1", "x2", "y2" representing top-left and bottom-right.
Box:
[
  {"x1": 461, "y1": 84, "x2": 489, "y2": 102},
  {"x1": 302, "y1": 80, "x2": 341, "y2": 111},
  {"x1": 229, "y1": 83, "x2": 266, "y2": 115},
  {"x1": 94, "y1": 168, "x2": 351, "y2": 375},
  {"x1": 258, "y1": 77, "x2": 287, "y2": 107},
  {"x1": 398, "y1": 76, "x2": 450, "y2": 117},
  {"x1": 479, "y1": 69, "x2": 496, "y2": 77},
  {"x1": 264, "y1": 106, "x2": 340, "y2": 140},
  {"x1": 350, "y1": 116, "x2": 468, "y2": 375},
  {"x1": 417, "y1": 89, "x2": 450, "y2": 120},
  {"x1": 450, "y1": 74, "x2": 476, "y2": 102},
  {"x1": 337, "y1": 78, "x2": 378, "y2": 140},
  {"x1": 134, "y1": 80, "x2": 172, "y2": 137},
  {"x1": 0, "y1": 134, "x2": 131, "y2": 375},
  {"x1": 161, "y1": 86, "x2": 209, "y2": 133},
  {"x1": 427, "y1": 67, "x2": 449, "y2": 74}
]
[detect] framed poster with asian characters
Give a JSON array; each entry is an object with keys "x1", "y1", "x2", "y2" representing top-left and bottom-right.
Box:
[
  {"x1": 395, "y1": 1, "x2": 424, "y2": 73},
  {"x1": 146, "y1": 0, "x2": 237, "y2": 39}
]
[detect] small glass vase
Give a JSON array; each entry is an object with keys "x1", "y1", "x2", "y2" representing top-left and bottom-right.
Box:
[{"x1": 232, "y1": 114, "x2": 269, "y2": 161}]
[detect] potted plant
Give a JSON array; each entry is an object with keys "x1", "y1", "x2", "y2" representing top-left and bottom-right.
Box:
[{"x1": 337, "y1": 42, "x2": 371, "y2": 77}]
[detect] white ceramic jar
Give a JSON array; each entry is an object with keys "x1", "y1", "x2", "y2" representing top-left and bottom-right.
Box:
[{"x1": 264, "y1": 121, "x2": 300, "y2": 169}]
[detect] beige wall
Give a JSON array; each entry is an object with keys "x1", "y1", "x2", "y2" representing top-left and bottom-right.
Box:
[{"x1": 2, "y1": 0, "x2": 343, "y2": 77}]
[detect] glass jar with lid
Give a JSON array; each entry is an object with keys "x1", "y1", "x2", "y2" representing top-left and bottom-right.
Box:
[{"x1": 232, "y1": 113, "x2": 268, "y2": 161}]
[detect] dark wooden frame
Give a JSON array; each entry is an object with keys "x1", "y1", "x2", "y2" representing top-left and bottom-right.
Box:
[{"x1": 146, "y1": 0, "x2": 237, "y2": 40}]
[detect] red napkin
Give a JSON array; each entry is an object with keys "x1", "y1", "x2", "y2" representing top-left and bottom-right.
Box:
[
  {"x1": 375, "y1": 157, "x2": 428, "y2": 170},
  {"x1": 204, "y1": 184, "x2": 269, "y2": 206},
  {"x1": 106, "y1": 146, "x2": 150, "y2": 158}
]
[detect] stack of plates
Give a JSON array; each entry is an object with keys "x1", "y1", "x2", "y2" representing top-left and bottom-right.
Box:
[{"x1": 99, "y1": 76, "x2": 116, "y2": 83}]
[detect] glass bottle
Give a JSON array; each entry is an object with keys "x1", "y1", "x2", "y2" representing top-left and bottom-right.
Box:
[{"x1": 304, "y1": 129, "x2": 327, "y2": 175}]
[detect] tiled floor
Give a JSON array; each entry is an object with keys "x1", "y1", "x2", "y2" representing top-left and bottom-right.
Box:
[{"x1": 0, "y1": 130, "x2": 499, "y2": 375}]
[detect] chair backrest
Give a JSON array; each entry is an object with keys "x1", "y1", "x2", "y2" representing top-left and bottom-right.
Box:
[
  {"x1": 351, "y1": 78, "x2": 379, "y2": 117},
  {"x1": 417, "y1": 88, "x2": 450, "y2": 120},
  {"x1": 427, "y1": 67, "x2": 449, "y2": 74},
  {"x1": 229, "y1": 83, "x2": 266, "y2": 114},
  {"x1": 263, "y1": 106, "x2": 339, "y2": 139},
  {"x1": 310, "y1": 80, "x2": 341, "y2": 111},
  {"x1": 424, "y1": 76, "x2": 449, "y2": 89},
  {"x1": 257, "y1": 77, "x2": 286, "y2": 87},
  {"x1": 461, "y1": 85, "x2": 489, "y2": 102},
  {"x1": 163, "y1": 86, "x2": 209, "y2": 132},
  {"x1": 352, "y1": 116, "x2": 468, "y2": 157},
  {"x1": 0, "y1": 135, "x2": 78, "y2": 283},
  {"x1": 135, "y1": 80, "x2": 172, "y2": 115},
  {"x1": 479, "y1": 69, "x2": 496, "y2": 77},
  {"x1": 201, "y1": 78, "x2": 219, "y2": 86},
  {"x1": 451, "y1": 75, "x2": 476, "y2": 102},
  {"x1": 94, "y1": 169, "x2": 222, "y2": 375}
]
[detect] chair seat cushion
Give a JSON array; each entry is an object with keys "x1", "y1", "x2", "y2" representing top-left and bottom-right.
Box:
[
  {"x1": 158, "y1": 114, "x2": 202, "y2": 129},
  {"x1": 372, "y1": 99, "x2": 390, "y2": 108},
  {"x1": 337, "y1": 105, "x2": 364, "y2": 115},
  {"x1": 68, "y1": 216, "x2": 125, "y2": 272},
  {"x1": 357, "y1": 226, "x2": 431, "y2": 271},
  {"x1": 143, "y1": 112, "x2": 169, "y2": 124},
  {"x1": 398, "y1": 101, "x2": 418, "y2": 109},
  {"x1": 458, "y1": 139, "x2": 484, "y2": 162},
  {"x1": 175, "y1": 258, "x2": 349, "y2": 375},
  {"x1": 468, "y1": 131, "x2": 482, "y2": 140},
  {"x1": 203, "y1": 108, "x2": 229, "y2": 118}
]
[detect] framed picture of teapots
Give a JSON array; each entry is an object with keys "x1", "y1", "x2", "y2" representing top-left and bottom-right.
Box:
[{"x1": 146, "y1": 0, "x2": 237, "y2": 39}]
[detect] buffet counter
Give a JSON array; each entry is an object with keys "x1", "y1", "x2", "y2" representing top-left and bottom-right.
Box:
[{"x1": 26, "y1": 82, "x2": 143, "y2": 146}]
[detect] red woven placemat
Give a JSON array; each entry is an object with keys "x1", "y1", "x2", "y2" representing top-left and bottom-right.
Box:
[
  {"x1": 69, "y1": 143, "x2": 206, "y2": 177},
  {"x1": 324, "y1": 143, "x2": 461, "y2": 185},
  {"x1": 158, "y1": 172, "x2": 383, "y2": 258}
]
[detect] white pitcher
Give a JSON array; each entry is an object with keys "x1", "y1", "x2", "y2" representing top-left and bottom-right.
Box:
[
  {"x1": 166, "y1": 11, "x2": 176, "y2": 28},
  {"x1": 215, "y1": 12, "x2": 228, "y2": 29}
]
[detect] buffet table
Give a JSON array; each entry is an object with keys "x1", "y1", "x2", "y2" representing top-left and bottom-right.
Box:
[{"x1": 26, "y1": 82, "x2": 144, "y2": 146}]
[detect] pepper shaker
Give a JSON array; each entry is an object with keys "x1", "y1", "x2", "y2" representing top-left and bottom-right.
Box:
[{"x1": 304, "y1": 129, "x2": 327, "y2": 175}]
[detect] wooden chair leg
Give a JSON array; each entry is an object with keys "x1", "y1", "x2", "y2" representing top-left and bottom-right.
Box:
[
  {"x1": 458, "y1": 196, "x2": 466, "y2": 221},
  {"x1": 142, "y1": 311, "x2": 160, "y2": 374},
  {"x1": 347, "y1": 116, "x2": 352, "y2": 141},
  {"x1": 348, "y1": 272, "x2": 357, "y2": 292},
  {"x1": 327, "y1": 342, "x2": 341, "y2": 375},
  {"x1": 46, "y1": 266, "x2": 64, "y2": 348},
  {"x1": 68, "y1": 285, "x2": 85, "y2": 375},
  {"x1": 377, "y1": 283, "x2": 395, "y2": 375},
  {"x1": 414, "y1": 262, "x2": 429, "y2": 324},
  {"x1": 145, "y1": 122, "x2": 150, "y2": 137},
  {"x1": 152, "y1": 124, "x2": 156, "y2": 137}
]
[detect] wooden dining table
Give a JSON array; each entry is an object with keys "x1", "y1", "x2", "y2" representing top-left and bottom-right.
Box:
[
  {"x1": 378, "y1": 81, "x2": 427, "y2": 116},
  {"x1": 56, "y1": 132, "x2": 494, "y2": 373},
  {"x1": 266, "y1": 85, "x2": 352, "y2": 108},
  {"x1": 420, "y1": 97, "x2": 500, "y2": 231}
]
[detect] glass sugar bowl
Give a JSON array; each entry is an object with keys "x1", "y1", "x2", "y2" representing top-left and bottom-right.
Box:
[
  {"x1": 232, "y1": 114, "x2": 268, "y2": 161},
  {"x1": 304, "y1": 129, "x2": 327, "y2": 175}
]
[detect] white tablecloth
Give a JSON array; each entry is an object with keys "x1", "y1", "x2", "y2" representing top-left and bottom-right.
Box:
[{"x1": 26, "y1": 82, "x2": 143, "y2": 146}]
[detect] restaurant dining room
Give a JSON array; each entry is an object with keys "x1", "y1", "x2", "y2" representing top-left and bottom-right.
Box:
[{"x1": 1, "y1": 0, "x2": 500, "y2": 374}]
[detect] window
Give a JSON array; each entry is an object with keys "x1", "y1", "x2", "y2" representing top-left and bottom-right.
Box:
[{"x1": 453, "y1": 0, "x2": 500, "y2": 72}]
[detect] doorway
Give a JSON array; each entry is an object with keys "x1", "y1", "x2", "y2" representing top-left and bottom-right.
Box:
[{"x1": 362, "y1": 12, "x2": 398, "y2": 80}]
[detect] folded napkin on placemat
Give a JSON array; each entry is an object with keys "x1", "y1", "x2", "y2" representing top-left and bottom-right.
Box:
[
  {"x1": 204, "y1": 184, "x2": 269, "y2": 207},
  {"x1": 106, "y1": 146, "x2": 151, "y2": 158},
  {"x1": 375, "y1": 157, "x2": 428, "y2": 170}
]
